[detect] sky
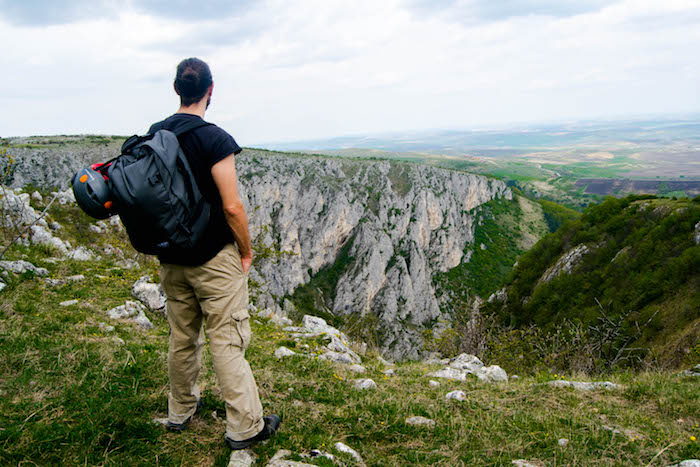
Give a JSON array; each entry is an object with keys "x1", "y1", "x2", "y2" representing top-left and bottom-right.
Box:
[{"x1": 0, "y1": 0, "x2": 699, "y2": 145}]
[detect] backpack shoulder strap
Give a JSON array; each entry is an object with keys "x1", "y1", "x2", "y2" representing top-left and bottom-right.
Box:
[{"x1": 172, "y1": 119, "x2": 212, "y2": 137}]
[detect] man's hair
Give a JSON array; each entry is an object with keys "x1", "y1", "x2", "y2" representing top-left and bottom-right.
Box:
[{"x1": 174, "y1": 58, "x2": 213, "y2": 107}]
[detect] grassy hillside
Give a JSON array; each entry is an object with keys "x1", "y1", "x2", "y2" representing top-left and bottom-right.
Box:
[
  {"x1": 482, "y1": 195, "x2": 700, "y2": 372},
  {"x1": 1, "y1": 238, "x2": 699, "y2": 465}
]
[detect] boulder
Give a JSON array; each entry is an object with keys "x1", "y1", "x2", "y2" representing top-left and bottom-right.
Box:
[
  {"x1": 547, "y1": 380, "x2": 618, "y2": 390},
  {"x1": 274, "y1": 346, "x2": 296, "y2": 358},
  {"x1": 30, "y1": 225, "x2": 69, "y2": 254},
  {"x1": 106, "y1": 301, "x2": 153, "y2": 329},
  {"x1": 445, "y1": 390, "x2": 467, "y2": 401},
  {"x1": 68, "y1": 246, "x2": 97, "y2": 261},
  {"x1": 353, "y1": 378, "x2": 377, "y2": 390},
  {"x1": 406, "y1": 416, "x2": 435, "y2": 428},
  {"x1": 429, "y1": 367, "x2": 467, "y2": 381},
  {"x1": 320, "y1": 351, "x2": 356, "y2": 365},
  {"x1": 334, "y1": 442, "x2": 364, "y2": 463},
  {"x1": 132, "y1": 276, "x2": 167, "y2": 312},
  {"x1": 227, "y1": 449, "x2": 255, "y2": 467},
  {"x1": 0, "y1": 260, "x2": 48, "y2": 276}
]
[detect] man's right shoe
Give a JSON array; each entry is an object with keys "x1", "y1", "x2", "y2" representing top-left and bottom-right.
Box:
[
  {"x1": 165, "y1": 399, "x2": 203, "y2": 432},
  {"x1": 226, "y1": 415, "x2": 281, "y2": 450}
]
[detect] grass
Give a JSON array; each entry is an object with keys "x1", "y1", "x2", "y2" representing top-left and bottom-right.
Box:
[{"x1": 1, "y1": 254, "x2": 699, "y2": 465}]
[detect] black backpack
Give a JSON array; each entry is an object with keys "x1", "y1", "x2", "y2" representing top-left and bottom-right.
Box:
[{"x1": 105, "y1": 120, "x2": 212, "y2": 255}]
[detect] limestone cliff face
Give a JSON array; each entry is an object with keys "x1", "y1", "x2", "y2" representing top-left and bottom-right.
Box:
[
  {"x1": 236, "y1": 151, "x2": 511, "y2": 359},
  {"x1": 3, "y1": 142, "x2": 510, "y2": 359}
]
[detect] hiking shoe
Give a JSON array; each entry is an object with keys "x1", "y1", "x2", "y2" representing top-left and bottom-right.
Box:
[
  {"x1": 226, "y1": 414, "x2": 281, "y2": 450},
  {"x1": 165, "y1": 399, "x2": 202, "y2": 431}
]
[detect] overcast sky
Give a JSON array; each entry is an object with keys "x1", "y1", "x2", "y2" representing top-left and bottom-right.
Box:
[{"x1": 1, "y1": 0, "x2": 699, "y2": 145}]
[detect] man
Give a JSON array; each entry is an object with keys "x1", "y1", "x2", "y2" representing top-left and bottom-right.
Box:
[{"x1": 149, "y1": 57, "x2": 280, "y2": 450}]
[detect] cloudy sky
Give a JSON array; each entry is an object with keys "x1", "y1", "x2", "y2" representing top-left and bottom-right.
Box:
[{"x1": 1, "y1": 0, "x2": 699, "y2": 145}]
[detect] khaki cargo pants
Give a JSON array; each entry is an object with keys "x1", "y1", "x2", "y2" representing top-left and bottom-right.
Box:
[{"x1": 159, "y1": 243, "x2": 264, "y2": 441}]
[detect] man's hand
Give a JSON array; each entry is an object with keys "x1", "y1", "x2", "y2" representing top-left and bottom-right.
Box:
[{"x1": 241, "y1": 253, "x2": 253, "y2": 275}]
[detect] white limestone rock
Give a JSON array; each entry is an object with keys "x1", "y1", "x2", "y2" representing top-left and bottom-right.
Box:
[
  {"x1": 445, "y1": 390, "x2": 467, "y2": 401},
  {"x1": 348, "y1": 364, "x2": 367, "y2": 373},
  {"x1": 106, "y1": 301, "x2": 153, "y2": 329},
  {"x1": 405, "y1": 416, "x2": 435, "y2": 428},
  {"x1": 679, "y1": 364, "x2": 700, "y2": 377},
  {"x1": 31, "y1": 191, "x2": 42, "y2": 202},
  {"x1": 30, "y1": 225, "x2": 69, "y2": 254},
  {"x1": 0, "y1": 281, "x2": 5, "y2": 292},
  {"x1": 0, "y1": 260, "x2": 48, "y2": 276},
  {"x1": 537, "y1": 244, "x2": 592, "y2": 286},
  {"x1": 59, "y1": 299, "x2": 79, "y2": 307},
  {"x1": 227, "y1": 449, "x2": 256, "y2": 467},
  {"x1": 558, "y1": 438, "x2": 569, "y2": 447},
  {"x1": 68, "y1": 246, "x2": 97, "y2": 261},
  {"x1": 547, "y1": 380, "x2": 618, "y2": 390},
  {"x1": 334, "y1": 442, "x2": 364, "y2": 463},
  {"x1": 449, "y1": 353, "x2": 485, "y2": 372},
  {"x1": 480, "y1": 365, "x2": 508, "y2": 383},
  {"x1": 320, "y1": 351, "x2": 356, "y2": 365},
  {"x1": 429, "y1": 380, "x2": 440, "y2": 388},
  {"x1": 132, "y1": 275, "x2": 166, "y2": 312},
  {"x1": 429, "y1": 367, "x2": 467, "y2": 381},
  {"x1": 353, "y1": 378, "x2": 377, "y2": 390},
  {"x1": 672, "y1": 461, "x2": 700, "y2": 467},
  {"x1": 381, "y1": 368, "x2": 395, "y2": 376},
  {"x1": 274, "y1": 346, "x2": 296, "y2": 358}
]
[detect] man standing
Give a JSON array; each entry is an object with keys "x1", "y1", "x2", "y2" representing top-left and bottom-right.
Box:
[{"x1": 150, "y1": 57, "x2": 280, "y2": 450}]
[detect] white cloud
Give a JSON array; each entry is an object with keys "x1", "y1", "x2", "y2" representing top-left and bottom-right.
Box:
[{"x1": 0, "y1": 0, "x2": 698, "y2": 143}]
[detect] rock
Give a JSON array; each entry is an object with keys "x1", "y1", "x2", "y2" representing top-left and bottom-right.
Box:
[
  {"x1": 132, "y1": 276, "x2": 167, "y2": 312},
  {"x1": 381, "y1": 368, "x2": 395, "y2": 376},
  {"x1": 695, "y1": 221, "x2": 700, "y2": 245},
  {"x1": 679, "y1": 364, "x2": 700, "y2": 377},
  {"x1": 308, "y1": 449, "x2": 335, "y2": 461},
  {"x1": 511, "y1": 375, "x2": 519, "y2": 380},
  {"x1": 30, "y1": 225, "x2": 69, "y2": 254},
  {"x1": 31, "y1": 191, "x2": 42, "y2": 202},
  {"x1": 0, "y1": 188, "x2": 40, "y2": 226},
  {"x1": 672, "y1": 461, "x2": 700, "y2": 467},
  {"x1": 348, "y1": 364, "x2": 367, "y2": 373},
  {"x1": 267, "y1": 449, "x2": 317, "y2": 467},
  {"x1": 116, "y1": 259, "x2": 139, "y2": 269},
  {"x1": 52, "y1": 188, "x2": 75, "y2": 205},
  {"x1": 445, "y1": 390, "x2": 467, "y2": 401},
  {"x1": 274, "y1": 346, "x2": 296, "y2": 358},
  {"x1": 429, "y1": 380, "x2": 440, "y2": 388},
  {"x1": 68, "y1": 246, "x2": 97, "y2": 261},
  {"x1": 480, "y1": 365, "x2": 508, "y2": 383},
  {"x1": 49, "y1": 221, "x2": 62, "y2": 231},
  {"x1": 0, "y1": 260, "x2": 49, "y2": 276},
  {"x1": 59, "y1": 299, "x2": 79, "y2": 307},
  {"x1": 512, "y1": 461, "x2": 543, "y2": 467},
  {"x1": 319, "y1": 351, "x2": 357, "y2": 365},
  {"x1": 88, "y1": 224, "x2": 103, "y2": 233},
  {"x1": 449, "y1": 353, "x2": 484, "y2": 370},
  {"x1": 228, "y1": 449, "x2": 256, "y2": 467},
  {"x1": 109, "y1": 216, "x2": 123, "y2": 231},
  {"x1": 112, "y1": 337, "x2": 125, "y2": 345},
  {"x1": 0, "y1": 281, "x2": 5, "y2": 292},
  {"x1": 406, "y1": 416, "x2": 435, "y2": 428},
  {"x1": 353, "y1": 378, "x2": 377, "y2": 390},
  {"x1": 547, "y1": 380, "x2": 618, "y2": 390},
  {"x1": 66, "y1": 274, "x2": 85, "y2": 282},
  {"x1": 334, "y1": 442, "x2": 364, "y2": 464},
  {"x1": 537, "y1": 244, "x2": 592, "y2": 286},
  {"x1": 558, "y1": 438, "x2": 569, "y2": 447},
  {"x1": 106, "y1": 301, "x2": 153, "y2": 329},
  {"x1": 429, "y1": 367, "x2": 467, "y2": 381},
  {"x1": 152, "y1": 417, "x2": 168, "y2": 426},
  {"x1": 98, "y1": 322, "x2": 115, "y2": 332}
]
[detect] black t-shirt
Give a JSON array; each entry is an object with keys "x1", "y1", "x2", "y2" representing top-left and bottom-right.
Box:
[{"x1": 147, "y1": 113, "x2": 243, "y2": 266}]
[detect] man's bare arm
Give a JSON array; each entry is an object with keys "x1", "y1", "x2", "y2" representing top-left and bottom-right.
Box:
[{"x1": 211, "y1": 154, "x2": 252, "y2": 274}]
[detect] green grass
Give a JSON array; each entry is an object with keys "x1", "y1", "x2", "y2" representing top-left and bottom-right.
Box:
[{"x1": 1, "y1": 257, "x2": 699, "y2": 465}]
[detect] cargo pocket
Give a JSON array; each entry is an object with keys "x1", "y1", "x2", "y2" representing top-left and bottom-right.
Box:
[{"x1": 230, "y1": 309, "x2": 251, "y2": 350}]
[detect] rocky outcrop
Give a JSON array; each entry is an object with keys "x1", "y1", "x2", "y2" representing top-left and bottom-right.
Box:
[
  {"x1": 238, "y1": 152, "x2": 510, "y2": 359},
  {"x1": 537, "y1": 244, "x2": 592, "y2": 286}
]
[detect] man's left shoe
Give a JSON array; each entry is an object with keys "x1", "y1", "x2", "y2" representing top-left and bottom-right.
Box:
[{"x1": 166, "y1": 399, "x2": 203, "y2": 431}]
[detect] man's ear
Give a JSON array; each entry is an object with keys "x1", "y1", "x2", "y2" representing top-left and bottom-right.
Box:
[
  {"x1": 208, "y1": 83, "x2": 214, "y2": 98},
  {"x1": 173, "y1": 82, "x2": 180, "y2": 96}
]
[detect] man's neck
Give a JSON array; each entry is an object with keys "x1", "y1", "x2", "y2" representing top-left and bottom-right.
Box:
[{"x1": 176, "y1": 103, "x2": 206, "y2": 118}]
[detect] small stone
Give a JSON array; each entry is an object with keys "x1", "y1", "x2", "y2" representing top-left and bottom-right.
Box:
[
  {"x1": 66, "y1": 274, "x2": 85, "y2": 282},
  {"x1": 68, "y1": 246, "x2": 96, "y2": 261},
  {"x1": 59, "y1": 299, "x2": 79, "y2": 307},
  {"x1": 152, "y1": 417, "x2": 168, "y2": 426},
  {"x1": 512, "y1": 461, "x2": 541, "y2": 467},
  {"x1": 348, "y1": 364, "x2": 367, "y2": 373},
  {"x1": 292, "y1": 400, "x2": 303, "y2": 407},
  {"x1": 672, "y1": 461, "x2": 700, "y2": 467},
  {"x1": 547, "y1": 380, "x2": 618, "y2": 390},
  {"x1": 49, "y1": 222, "x2": 62, "y2": 231},
  {"x1": 113, "y1": 337, "x2": 125, "y2": 344},
  {"x1": 382, "y1": 368, "x2": 395, "y2": 376},
  {"x1": 275, "y1": 346, "x2": 296, "y2": 358},
  {"x1": 353, "y1": 378, "x2": 377, "y2": 390},
  {"x1": 88, "y1": 224, "x2": 103, "y2": 233},
  {"x1": 227, "y1": 449, "x2": 255, "y2": 467},
  {"x1": 377, "y1": 355, "x2": 394, "y2": 366},
  {"x1": 446, "y1": 390, "x2": 467, "y2": 401},
  {"x1": 132, "y1": 275, "x2": 166, "y2": 311},
  {"x1": 0, "y1": 281, "x2": 5, "y2": 292},
  {"x1": 511, "y1": 375, "x2": 519, "y2": 380},
  {"x1": 31, "y1": 191, "x2": 42, "y2": 202},
  {"x1": 406, "y1": 416, "x2": 435, "y2": 428},
  {"x1": 429, "y1": 367, "x2": 467, "y2": 381},
  {"x1": 334, "y1": 442, "x2": 363, "y2": 463},
  {"x1": 558, "y1": 438, "x2": 569, "y2": 447},
  {"x1": 319, "y1": 351, "x2": 356, "y2": 365},
  {"x1": 429, "y1": 380, "x2": 440, "y2": 388}
]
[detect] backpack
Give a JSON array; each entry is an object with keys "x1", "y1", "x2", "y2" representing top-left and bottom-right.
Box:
[{"x1": 105, "y1": 120, "x2": 212, "y2": 255}]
